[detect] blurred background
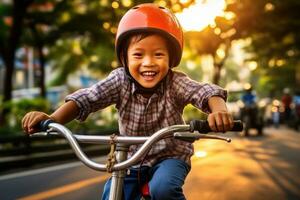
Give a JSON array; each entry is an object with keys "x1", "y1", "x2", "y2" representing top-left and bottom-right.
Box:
[
  {"x1": 0, "y1": 0, "x2": 300, "y2": 199},
  {"x1": 0, "y1": 0, "x2": 299, "y2": 134}
]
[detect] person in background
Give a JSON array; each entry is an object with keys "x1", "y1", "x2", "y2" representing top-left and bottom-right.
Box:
[
  {"x1": 271, "y1": 100, "x2": 280, "y2": 128},
  {"x1": 241, "y1": 84, "x2": 256, "y2": 107},
  {"x1": 281, "y1": 88, "x2": 292, "y2": 124},
  {"x1": 292, "y1": 90, "x2": 300, "y2": 130},
  {"x1": 240, "y1": 84, "x2": 257, "y2": 119},
  {"x1": 239, "y1": 84, "x2": 263, "y2": 136}
]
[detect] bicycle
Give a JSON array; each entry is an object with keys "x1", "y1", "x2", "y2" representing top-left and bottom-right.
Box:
[{"x1": 32, "y1": 119, "x2": 243, "y2": 200}]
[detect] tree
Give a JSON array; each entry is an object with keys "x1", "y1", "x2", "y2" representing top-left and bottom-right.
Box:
[
  {"x1": 0, "y1": 0, "x2": 120, "y2": 123},
  {"x1": 0, "y1": 0, "x2": 34, "y2": 124},
  {"x1": 184, "y1": 19, "x2": 235, "y2": 85},
  {"x1": 0, "y1": 0, "x2": 194, "y2": 125},
  {"x1": 226, "y1": 0, "x2": 300, "y2": 94}
]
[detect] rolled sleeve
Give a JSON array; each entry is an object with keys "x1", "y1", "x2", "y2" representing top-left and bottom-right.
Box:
[
  {"x1": 172, "y1": 71, "x2": 227, "y2": 114},
  {"x1": 65, "y1": 90, "x2": 92, "y2": 122},
  {"x1": 64, "y1": 68, "x2": 123, "y2": 122},
  {"x1": 200, "y1": 84, "x2": 227, "y2": 113}
]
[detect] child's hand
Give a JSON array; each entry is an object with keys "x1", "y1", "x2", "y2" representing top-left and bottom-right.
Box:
[
  {"x1": 22, "y1": 111, "x2": 52, "y2": 135},
  {"x1": 207, "y1": 111, "x2": 234, "y2": 132}
]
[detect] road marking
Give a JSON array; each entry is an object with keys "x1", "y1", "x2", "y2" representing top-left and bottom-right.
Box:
[
  {"x1": 0, "y1": 162, "x2": 82, "y2": 181},
  {"x1": 17, "y1": 174, "x2": 110, "y2": 200},
  {"x1": 0, "y1": 157, "x2": 106, "y2": 181}
]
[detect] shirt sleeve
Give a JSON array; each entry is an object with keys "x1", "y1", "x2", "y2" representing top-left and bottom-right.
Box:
[
  {"x1": 171, "y1": 71, "x2": 227, "y2": 113},
  {"x1": 65, "y1": 68, "x2": 123, "y2": 121}
]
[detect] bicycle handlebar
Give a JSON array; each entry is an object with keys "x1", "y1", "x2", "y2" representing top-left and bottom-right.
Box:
[
  {"x1": 32, "y1": 120, "x2": 243, "y2": 172},
  {"x1": 189, "y1": 120, "x2": 243, "y2": 133}
]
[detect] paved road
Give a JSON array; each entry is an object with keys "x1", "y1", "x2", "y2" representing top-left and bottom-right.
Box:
[
  {"x1": 184, "y1": 126, "x2": 300, "y2": 200},
  {"x1": 0, "y1": 157, "x2": 108, "y2": 200},
  {"x1": 0, "y1": 126, "x2": 299, "y2": 200}
]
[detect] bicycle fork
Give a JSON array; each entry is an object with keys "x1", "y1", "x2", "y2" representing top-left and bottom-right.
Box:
[{"x1": 109, "y1": 144, "x2": 129, "y2": 200}]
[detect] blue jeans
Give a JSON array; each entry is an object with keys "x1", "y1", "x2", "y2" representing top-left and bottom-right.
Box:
[{"x1": 101, "y1": 158, "x2": 190, "y2": 200}]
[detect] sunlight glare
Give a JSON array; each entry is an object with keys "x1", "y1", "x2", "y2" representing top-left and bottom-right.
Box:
[
  {"x1": 176, "y1": 0, "x2": 226, "y2": 31},
  {"x1": 195, "y1": 151, "x2": 207, "y2": 158}
]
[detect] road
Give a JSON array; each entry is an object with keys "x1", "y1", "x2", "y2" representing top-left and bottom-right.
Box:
[
  {"x1": 0, "y1": 126, "x2": 299, "y2": 200},
  {"x1": 0, "y1": 157, "x2": 109, "y2": 200},
  {"x1": 184, "y1": 126, "x2": 300, "y2": 200}
]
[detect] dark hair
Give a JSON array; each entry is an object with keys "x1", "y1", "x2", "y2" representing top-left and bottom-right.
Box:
[{"x1": 118, "y1": 32, "x2": 176, "y2": 68}]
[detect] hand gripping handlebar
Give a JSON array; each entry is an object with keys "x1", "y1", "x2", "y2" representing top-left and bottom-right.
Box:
[
  {"x1": 173, "y1": 120, "x2": 243, "y2": 143},
  {"x1": 189, "y1": 120, "x2": 243, "y2": 133}
]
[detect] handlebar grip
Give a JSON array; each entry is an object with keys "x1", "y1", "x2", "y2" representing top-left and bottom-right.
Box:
[
  {"x1": 37, "y1": 119, "x2": 55, "y2": 131},
  {"x1": 190, "y1": 120, "x2": 243, "y2": 133},
  {"x1": 232, "y1": 121, "x2": 243, "y2": 132}
]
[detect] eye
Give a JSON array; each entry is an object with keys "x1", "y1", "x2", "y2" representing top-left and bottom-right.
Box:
[
  {"x1": 132, "y1": 52, "x2": 142, "y2": 58},
  {"x1": 155, "y1": 52, "x2": 165, "y2": 57}
]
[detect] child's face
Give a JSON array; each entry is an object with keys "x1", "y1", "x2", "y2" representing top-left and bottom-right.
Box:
[{"x1": 127, "y1": 34, "x2": 170, "y2": 88}]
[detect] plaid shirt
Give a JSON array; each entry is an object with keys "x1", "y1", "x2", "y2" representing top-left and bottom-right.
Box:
[{"x1": 65, "y1": 67, "x2": 227, "y2": 166}]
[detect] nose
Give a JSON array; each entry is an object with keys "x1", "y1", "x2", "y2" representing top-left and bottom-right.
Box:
[{"x1": 142, "y1": 55, "x2": 155, "y2": 67}]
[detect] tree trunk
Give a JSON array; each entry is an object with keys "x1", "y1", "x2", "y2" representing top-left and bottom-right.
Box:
[
  {"x1": 296, "y1": 62, "x2": 300, "y2": 88},
  {"x1": 212, "y1": 39, "x2": 231, "y2": 86},
  {"x1": 212, "y1": 62, "x2": 222, "y2": 85},
  {"x1": 28, "y1": 20, "x2": 47, "y2": 98},
  {"x1": 0, "y1": 0, "x2": 33, "y2": 125},
  {"x1": 37, "y1": 44, "x2": 46, "y2": 97}
]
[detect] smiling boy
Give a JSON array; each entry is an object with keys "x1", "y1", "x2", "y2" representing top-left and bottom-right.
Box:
[{"x1": 22, "y1": 3, "x2": 233, "y2": 200}]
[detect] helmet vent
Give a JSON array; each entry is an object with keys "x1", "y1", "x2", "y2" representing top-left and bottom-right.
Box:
[
  {"x1": 159, "y1": 6, "x2": 165, "y2": 9},
  {"x1": 132, "y1": 6, "x2": 139, "y2": 9}
]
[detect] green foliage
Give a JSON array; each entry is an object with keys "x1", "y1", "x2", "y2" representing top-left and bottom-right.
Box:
[
  {"x1": 255, "y1": 64, "x2": 296, "y2": 97},
  {"x1": 0, "y1": 98, "x2": 119, "y2": 135},
  {"x1": 177, "y1": 52, "x2": 204, "y2": 82},
  {"x1": 227, "y1": 91, "x2": 242, "y2": 102},
  {"x1": 0, "y1": 3, "x2": 11, "y2": 39},
  {"x1": 65, "y1": 106, "x2": 118, "y2": 134},
  {"x1": 183, "y1": 104, "x2": 207, "y2": 122},
  {"x1": 0, "y1": 98, "x2": 51, "y2": 135},
  {"x1": 222, "y1": 59, "x2": 240, "y2": 84},
  {"x1": 226, "y1": 0, "x2": 300, "y2": 93}
]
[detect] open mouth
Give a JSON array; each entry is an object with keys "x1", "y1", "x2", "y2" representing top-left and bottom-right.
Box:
[
  {"x1": 140, "y1": 71, "x2": 158, "y2": 81},
  {"x1": 141, "y1": 71, "x2": 157, "y2": 76}
]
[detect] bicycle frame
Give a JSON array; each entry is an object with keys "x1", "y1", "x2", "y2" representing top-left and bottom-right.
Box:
[{"x1": 33, "y1": 120, "x2": 242, "y2": 200}]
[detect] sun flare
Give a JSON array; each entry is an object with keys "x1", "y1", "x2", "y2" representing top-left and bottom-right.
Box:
[{"x1": 176, "y1": 0, "x2": 226, "y2": 31}]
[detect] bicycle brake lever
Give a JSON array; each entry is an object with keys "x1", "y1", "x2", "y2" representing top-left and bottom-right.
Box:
[
  {"x1": 173, "y1": 132, "x2": 197, "y2": 142},
  {"x1": 30, "y1": 132, "x2": 49, "y2": 137},
  {"x1": 174, "y1": 132, "x2": 231, "y2": 143},
  {"x1": 30, "y1": 129, "x2": 59, "y2": 137}
]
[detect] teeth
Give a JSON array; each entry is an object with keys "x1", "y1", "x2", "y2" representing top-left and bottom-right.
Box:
[{"x1": 141, "y1": 71, "x2": 156, "y2": 76}]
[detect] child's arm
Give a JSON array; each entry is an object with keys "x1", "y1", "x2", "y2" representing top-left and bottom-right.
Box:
[
  {"x1": 22, "y1": 100, "x2": 79, "y2": 134},
  {"x1": 207, "y1": 96, "x2": 234, "y2": 132}
]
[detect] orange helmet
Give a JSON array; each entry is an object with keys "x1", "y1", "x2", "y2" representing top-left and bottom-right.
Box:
[{"x1": 115, "y1": 3, "x2": 183, "y2": 68}]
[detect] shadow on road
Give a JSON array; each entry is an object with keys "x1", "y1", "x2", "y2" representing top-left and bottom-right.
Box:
[
  {"x1": 232, "y1": 127, "x2": 300, "y2": 199},
  {"x1": 184, "y1": 126, "x2": 300, "y2": 200}
]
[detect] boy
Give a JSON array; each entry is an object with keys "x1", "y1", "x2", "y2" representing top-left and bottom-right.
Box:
[{"x1": 22, "y1": 3, "x2": 233, "y2": 200}]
